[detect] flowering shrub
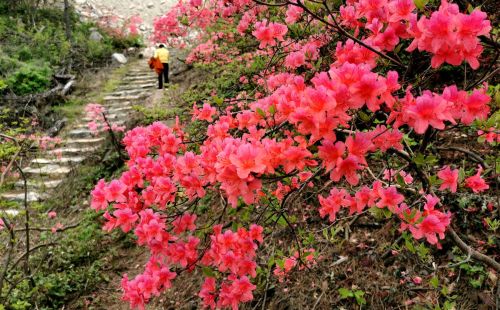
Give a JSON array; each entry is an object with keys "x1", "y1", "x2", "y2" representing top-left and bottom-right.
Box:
[{"x1": 92, "y1": 0, "x2": 498, "y2": 308}]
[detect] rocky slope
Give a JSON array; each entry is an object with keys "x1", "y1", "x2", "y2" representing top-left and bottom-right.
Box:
[{"x1": 73, "y1": 0, "x2": 178, "y2": 41}]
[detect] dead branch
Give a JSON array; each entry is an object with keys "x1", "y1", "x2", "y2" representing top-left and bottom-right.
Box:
[
  {"x1": 2, "y1": 78, "x2": 75, "y2": 108},
  {"x1": 447, "y1": 227, "x2": 500, "y2": 273}
]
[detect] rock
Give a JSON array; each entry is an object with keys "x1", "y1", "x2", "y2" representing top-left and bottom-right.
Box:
[
  {"x1": 147, "y1": 3, "x2": 154, "y2": 8},
  {"x1": 47, "y1": 118, "x2": 66, "y2": 137},
  {"x1": 112, "y1": 53, "x2": 128, "y2": 64},
  {"x1": 140, "y1": 46, "x2": 155, "y2": 58},
  {"x1": 89, "y1": 30, "x2": 103, "y2": 42},
  {"x1": 127, "y1": 47, "x2": 138, "y2": 55}
]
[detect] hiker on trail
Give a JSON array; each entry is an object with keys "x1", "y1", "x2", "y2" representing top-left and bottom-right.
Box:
[{"x1": 154, "y1": 44, "x2": 169, "y2": 89}]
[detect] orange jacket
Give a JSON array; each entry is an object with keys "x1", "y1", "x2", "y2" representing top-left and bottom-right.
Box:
[{"x1": 148, "y1": 57, "x2": 164, "y2": 75}]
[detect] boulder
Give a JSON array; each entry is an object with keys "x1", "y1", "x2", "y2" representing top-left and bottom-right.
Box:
[
  {"x1": 89, "y1": 29, "x2": 103, "y2": 42},
  {"x1": 112, "y1": 53, "x2": 128, "y2": 64}
]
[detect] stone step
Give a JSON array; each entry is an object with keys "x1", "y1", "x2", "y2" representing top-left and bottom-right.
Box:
[
  {"x1": 123, "y1": 76, "x2": 157, "y2": 82},
  {"x1": 126, "y1": 70, "x2": 154, "y2": 74},
  {"x1": 49, "y1": 146, "x2": 100, "y2": 157},
  {"x1": 122, "y1": 80, "x2": 157, "y2": 86},
  {"x1": 72, "y1": 119, "x2": 125, "y2": 129},
  {"x1": 82, "y1": 113, "x2": 121, "y2": 122},
  {"x1": 1, "y1": 191, "x2": 46, "y2": 203},
  {"x1": 70, "y1": 118, "x2": 125, "y2": 128},
  {"x1": 68, "y1": 128, "x2": 94, "y2": 138},
  {"x1": 116, "y1": 83, "x2": 156, "y2": 90},
  {"x1": 104, "y1": 102, "x2": 132, "y2": 109},
  {"x1": 31, "y1": 157, "x2": 85, "y2": 165},
  {"x1": 14, "y1": 179, "x2": 63, "y2": 190},
  {"x1": 106, "y1": 89, "x2": 149, "y2": 97},
  {"x1": 24, "y1": 164, "x2": 72, "y2": 179},
  {"x1": 64, "y1": 137, "x2": 105, "y2": 148},
  {"x1": 103, "y1": 94, "x2": 147, "y2": 101},
  {"x1": 2, "y1": 209, "x2": 20, "y2": 216},
  {"x1": 108, "y1": 106, "x2": 134, "y2": 114},
  {"x1": 127, "y1": 68, "x2": 153, "y2": 72}
]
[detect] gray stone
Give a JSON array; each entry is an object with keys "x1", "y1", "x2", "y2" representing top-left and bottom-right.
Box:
[
  {"x1": 32, "y1": 157, "x2": 85, "y2": 165},
  {"x1": 1, "y1": 191, "x2": 44, "y2": 203},
  {"x1": 112, "y1": 53, "x2": 128, "y2": 64},
  {"x1": 90, "y1": 30, "x2": 103, "y2": 42},
  {"x1": 68, "y1": 128, "x2": 94, "y2": 138},
  {"x1": 15, "y1": 179, "x2": 63, "y2": 190},
  {"x1": 49, "y1": 146, "x2": 100, "y2": 156},
  {"x1": 24, "y1": 164, "x2": 72, "y2": 178},
  {"x1": 64, "y1": 137, "x2": 105, "y2": 147}
]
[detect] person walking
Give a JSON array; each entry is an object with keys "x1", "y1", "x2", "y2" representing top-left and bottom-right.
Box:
[{"x1": 154, "y1": 44, "x2": 170, "y2": 89}]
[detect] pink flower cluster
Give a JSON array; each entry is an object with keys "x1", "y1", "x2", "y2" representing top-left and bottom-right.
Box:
[
  {"x1": 403, "y1": 195, "x2": 451, "y2": 246},
  {"x1": 283, "y1": 39, "x2": 323, "y2": 69},
  {"x1": 338, "y1": 0, "x2": 490, "y2": 68},
  {"x1": 193, "y1": 102, "x2": 218, "y2": 122},
  {"x1": 96, "y1": 0, "x2": 496, "y2": 307},
  {"x1": 407, "y1": 0, "x2": 491, "y2": 69},
  {"x1": 85, "y1": 103, "x2": 126, "y2": 135},
  {"x1": 478, "y1": 127, "x2": 500, "y2": 144},
  {"x1": 198, "y1": 224, "x2": 263, "y2": 309},
  {"x1": 89, "y1": 120, "x2": 266, "y2": 309},
  {"x1": 319, "y1": 184, "x2": 451, "y2": 246},
  {"x1": 390, "y1": 85, "x2": 490, "y2": 134},
  {"x1": 121, "y1": 258, "x2": 176, "y2": 309},
  {"x1": 252, "y1": 19, "x2": 288, "y2": 49},
  {"x1": 273, "y1": 249, "x2": 316, "y2": 282}
]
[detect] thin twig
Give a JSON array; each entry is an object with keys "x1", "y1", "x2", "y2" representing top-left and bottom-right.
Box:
[{"x1": 448, "y1": 227, "x2": 500, "y2": 273}]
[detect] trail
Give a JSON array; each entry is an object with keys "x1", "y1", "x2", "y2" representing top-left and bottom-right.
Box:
[{"x1": 0, "y1": 61, "x2": 157, "y2": 213}]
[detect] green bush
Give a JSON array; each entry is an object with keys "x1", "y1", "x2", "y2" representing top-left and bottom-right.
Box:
[
  {"x1": 7, "y1": 63, "x2": 52, "y2": 95},
  {"x1": 0, "y1": 53, "x2": 20, "y2": 77}
]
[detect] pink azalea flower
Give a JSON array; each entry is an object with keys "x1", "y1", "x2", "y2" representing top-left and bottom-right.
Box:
[
  {"x1": 465, "y1": 166, "x2": 489, "y2": 193},
  {"x1": 437, "y1": 166, "x2": 459, "y2": 193}
]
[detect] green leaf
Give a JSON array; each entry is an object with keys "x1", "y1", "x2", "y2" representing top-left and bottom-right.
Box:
[
  {"x1": 417, "y1": 243, "x2": 430, "y2": 258},
  {"x1": 369, "y1": 206, "x2": 385, "y2": 220},
  {"x1": 358, "y1": 111, "x2": 371, "y2": 122},
  {"x1": 440, "y1": 285, "x2": 449, "y2": 296},
  {"x1": 277, "y1": 215, "x2": 287, "y2": 227},
  {"x1": 268, "y1": 256, "x2": 275, "y2": 269},
  {"x1": 429, "y1": 276, "x2": 439, "y2": 289},
  {"x1": 458, "y1": 167, "x2": 466, "y2": 183},
  {"x1": 354, "y1": 290, "x2": 367, "y2": 305},
  {"x1": 414, "y1": 153, "x2": 426, "y2": 166},
  {"x1": 322, "y1": 228, "x2": 329, "y2": 240},
  {"x1": 414, "y1": 0, "x2": 429, "y2": 9},
  {"x1": 269, "y1": 105, "x2": 276, "y2": 115},
  {"x1": 202, "y1": 267, "x2": 216, "y2": 277},
  {"x1": 256, "y1": 108, "x2": 266, "y2": 118},
  {"x1": 405, "y1": 237, "x2": 416, "y2": 253},
  {"x1": 383, "y1": 208, "x2": 393, "y2": 219},
  {"x1": 395, "y1": 173, "x2": 406, "y2": 187},
  {"x1": 213, "y1": 96, "x2": 224, "y2": 106},
  {"x1": 338, "y1": 287, "x2": 354, "y2": 299}
]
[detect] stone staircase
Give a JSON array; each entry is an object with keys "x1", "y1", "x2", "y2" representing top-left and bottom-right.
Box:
[{"x1": 1, "y1": 64, "x2": 157, "y2": 214}]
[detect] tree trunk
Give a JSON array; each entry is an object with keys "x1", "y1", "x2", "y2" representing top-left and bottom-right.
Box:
[{"x1": 63, "y1": 0, "x2": 71, "y2": 41}]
